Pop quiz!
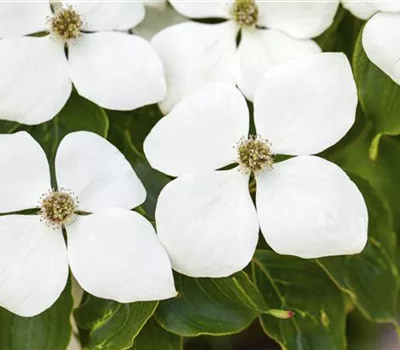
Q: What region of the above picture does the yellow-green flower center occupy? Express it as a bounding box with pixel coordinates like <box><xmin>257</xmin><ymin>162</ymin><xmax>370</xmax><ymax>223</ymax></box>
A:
<box><xmin>236</xmin><ymin>135</ymin><xmax>273</xmax><ymax>173</ymax></box>
<box><xmin>231</xmin><ymin>0</ymin><xmax>259</xmax><ymax>27</ymax></box>
<box><xmin>49</xmin><ymin>6</ymin><xmax>83</xmax><ymax>42</ymax></box>
<box><xmin>40</xmin><ymin>190</ymin><xmax>77</xmax><ymax>226</ymax></box>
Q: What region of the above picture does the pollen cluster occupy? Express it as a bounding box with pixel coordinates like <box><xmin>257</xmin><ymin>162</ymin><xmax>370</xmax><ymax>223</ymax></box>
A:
<box><xmin>236</xmin><ymin>135</ymin><xmax>273</xmax><ymax>174</ymax></box>
<box><xmin>231</xmin><ymin>0</ymin><xmax>259</xmax><ymax>27</ymax></box>
<box><xmin>49</xmin><ymin>6</ymin><xmax>83</xmax><ymax>42</ymax></box>
<box><xmin>39</xmin><ymin>189</ymin><xmax>77</xmax><ymax>227</ymax></box>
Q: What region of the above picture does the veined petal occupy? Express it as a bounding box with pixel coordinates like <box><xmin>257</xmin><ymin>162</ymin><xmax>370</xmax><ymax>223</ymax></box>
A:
<box><xmin>363</xmin><ymin>12</ymin><xmax>400</xmax><ymax>85</ymax></box>
<box><xmin>169</xmin><ymin>0</ymin><xmax>232</xmax><ymax>19</ymax></box>
<box><xmin>256</xmin><ymin>156</ymin><xmax>368</xmax><ymax>258</ymax></box>
<box><xmin>0</xmin><ymin>215</ymin><xmax>69</xmax><ymax>317</ymax></box>
<box><xmin>0</xmin><ymin>36</ymin><xmax>71</xmax><ymax>125</ymax></box>
<box><xmin>65</xmin><ymin>1</ymin><xmax>145</xmax><ymax>31</ymax></box>
<box><xmin>0</xmin><ymin>2</ymin><xmax>51</xmax><ymax>38</ymax></box>
<box><xmin>0</xmin><ymin>132</ymin><xmax>50</xmax><ymax>213</ymax></box>
<box><xmin>152</xmin><ymin>21</ymin><xmax>238</xmax><ymax>113</ymax></box>
<box><xmin>237</xmin><ymin>28</ymin><xmax>321</xmax><ymax>101</ymax></box>
<box><xmin>56</xmin><ymin>132</ymin><xmax>146</xmax><ymax>212</ymax></box>
<box><xmin>67</xmin><ymin>209</ymin><xmax>177</xmax><ymax>302</ymax></box>
<box><xmin>156</xmin><ymin>169</ymin><xmax>259</xmax><ymax>277</ymax></box>
<box><xmin>254</xmin><ymin>53</ymin><xmax>357</xmax><ymax>156</ymax></box>
<box><xmin>257</xmin><ymin>0</ymin><xmax>339</xmax><ymax>39</ymax></box>
<box><xmin>144</xmin><ymin>84</ymin><xmax>249</xmax><ymax>177</ymax></box>
<box><xmin>69</xmin><ymin>32</ymin><xmax>166</xmax><ymax>111</ymax></box>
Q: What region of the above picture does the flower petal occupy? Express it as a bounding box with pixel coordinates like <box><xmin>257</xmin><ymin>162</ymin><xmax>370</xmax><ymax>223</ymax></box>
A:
<box><xmin>257</xmin><ymin>0</ymin><xmax>339</xmax><ymax>39</ymax></box>
<box><xmin>144</xmin><ymin>84</ymin><xmax>249</xmax><ymax>177</ymax></box>
<box><xmin>0</xmin><ymin>132</ymin><xmax>50</xmax><ymax>213</ymax></box>
<box><xmin>56</xmin><ymin>131</ymin><xmax>146</xmax><ymax>212</ymax></box>
<box><xmin>256</xmin><ymin>156</ymin><xmax>368</xmax><ymax>258</ymax></box>
<box><xmin>237</xmin><ymin>28</ymin><xmax>321</xmax><ymax>101</ymax></box>
<box><xmin>254</xmin><ymin>53</ymin><xmax>357</xmax><ymax>156</ymax></box>
<box><xmin>373</xmin><ymin>1</ymin><xmax>400</xmax><ymax>12</ymax></box>
<box><xmin>152</xmin><ymin>21</ymin><xmax>238</xmax><ymax>113</ymax></box>
<box><xmin>342</xmin><ymin>0</ymin><xmax>377</xmax><ymax>20</ymax></box>
<box><xmin>66</xmin><ymin>1</ymin><xmax>145</xmax><ymax>31</ymax></box>
<box><xmin>69</xmin><ymin>32</ymin><xmax>166</xmax><ymax>111</ymax></box>
<box><xmin>0</xmin><ymin>36</ymin><xmax>71</xmax><ymax>125</ymax></box>
<box><xmin>0</xmin><ymin>215</ymin><xmax>69</xmax><ymax>317</ymax></box>
<box><xmin>169</xmin><ymin>0</ymin><xmax>231</xmax><ymax>19</ymax></box>
<box><xmin>0</xmin><ymin>2</ymin><xmax>50</xmax><ymax>37</ymax></box>
<box><xmin>134</xmin><ymin>4</ymin><xmax>186</xmax><ymax>41</ymax></box>
<box><xmin>363</xmin><ymin>12</ymin><xmax>400</xmax><ymax>85</ymax></box>
<box><xmin>67</xmin><ymin>209</ymin><xmax>177</xmax><ymax>302</ymax></box>
<box><xmin>156</xmin><ymin>169</ymin><xmax>259</xmax><ymax>277</ymax></box>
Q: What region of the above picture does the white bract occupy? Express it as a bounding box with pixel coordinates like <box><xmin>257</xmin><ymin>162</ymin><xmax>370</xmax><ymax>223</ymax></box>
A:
<box><xmin>360</xmin><ymin>1</ymin><xmax>400</xmax><ymax>85</ymax></box>
<box><xmin>0</xmin><ymin>1</ymin><xmax>166</xmax><ymax>125</ymax></box>
<box><xmin>152</xmin><ymin>0</ymin><xmax>340</xmax><ymax>113</ymax></box>
<box><xmin>144</xmin><ymin>53</ymin><xmax>368</xmax><ymax>278</ymax></box>
<box><xmin>0</xmin><ymin>131</ymin><xmax>176</xmax><ymax>317</ymax></box>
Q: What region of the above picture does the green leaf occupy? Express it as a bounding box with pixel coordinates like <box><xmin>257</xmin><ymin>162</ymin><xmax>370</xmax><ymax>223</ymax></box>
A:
<box><xmin>74</xmin><ymin>295</ymin><xmax>157</xmax><ymax>350</ymax></box>
<box><xmin>0</xmin><ymin>283</ymin><xmax>73</xmax><ymax>350</ymax></box>
<box><xmin>132</xmin><ymin>318</ymin><xmax>182</xmax><ymax>350</ymax></box>
<box><xmin>0</xmin><ymin>120</ymin><xmax>20</xmax><ymax>134</ymax></box>
<box><xmin>107</xmin><ymin>107</ymin><xmax>170</xmax><ymax>218</ymax></box>
<box><xmin>252</xmin><ymin>251</ymin><xmax>347</xmax><ymax>350</ymax></box>
<box><xmin>30</xmin><ymin>93</ymin><xmax>109</xmax><ymax>164</ymax></box>
<box><xmin>317</xmin><ymin>176</ymin><xmax>399</xmax><ymax>323</ymax></box>
<box><xmin>316</xmin><ymin>6</ymin><xmax>363</xmax><ymax>57</ymax></box>
<box><xmin>353</xmin><ymin>27</ymin><xmax>400</xmax><ymax>135</ymax></box>
<box><xmin>154</xmin><ymin>271</ymin><xmax>268</xmax><ymax>337</ymax></box>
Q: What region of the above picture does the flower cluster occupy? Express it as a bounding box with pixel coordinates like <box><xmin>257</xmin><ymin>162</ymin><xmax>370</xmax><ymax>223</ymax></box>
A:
<box><xmin>0</xmin><ymin>0</ymin><xmax>392</xmax><ymax>341</ymax></box>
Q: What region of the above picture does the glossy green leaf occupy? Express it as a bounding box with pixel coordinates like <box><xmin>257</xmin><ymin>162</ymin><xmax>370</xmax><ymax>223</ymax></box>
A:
<box><xmin>74</xmin><ymin>295</ymin><xmax>157</xmax><ymax>350</ymax></box>
<box><xmin>317</xmin><ymin>176</ymin><xmax>399</xmax><ymax>323</ymax></box>
<box><xmin>0</xmin><ymin>283</ymin><xmax>73</xmax><ymax>350</ymax></box>
<box><xmin>30</xmin><ymin>93</ymin><xmax>109</xmax><ymax>164</ymax></box>
<box><xmin>132</xmin><ymin>318</ymin><xmax>182</xmax><ymax>350</ymax></box>
<box><xmin>107</xmin><ymin>107</ymin><xmax>170</xmax><ymax>218</ymax></box>
<box><xmin>353</xmin><ymin>27</ymin><xmax>400</xmax><ymax>135</ymax></box>
<box><xmin>252</xmin><ymin>251</ymin><xmax>347</xmax><ymax>350</ymax></box>
<box><xmin>154</xmin><ymin>271</ymin><xmax>268</xmax><ymax>337</ymax></box>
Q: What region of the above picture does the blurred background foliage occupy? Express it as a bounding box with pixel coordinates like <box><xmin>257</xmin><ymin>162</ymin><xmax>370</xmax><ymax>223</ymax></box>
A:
<box><xmin>0</xmin><ymin>4</ymin><xmax>399</xmax><ymax>350</ymax></box>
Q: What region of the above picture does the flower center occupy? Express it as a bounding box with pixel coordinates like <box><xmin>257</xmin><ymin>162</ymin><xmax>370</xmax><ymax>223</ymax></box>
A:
<box><xmin>49</xmin><ymin>6</ymin><xmax>83</xmax><ymax>42</ymax></box>
<box><xmin>231</xmin><ymin>0</ymin><xmax>259</xmax><ymax>27</ymax></box>
<box><xmin>39</xmin><ymin>189</ymin><xmax>77</xmax><ymax>227</ymax></box>
<box><xmin>236</xmin><ymin>135</ymin><xmax>273</xmax><ymax>174</ymax></box>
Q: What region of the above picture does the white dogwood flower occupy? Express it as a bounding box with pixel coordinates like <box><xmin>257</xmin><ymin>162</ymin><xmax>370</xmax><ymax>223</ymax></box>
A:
<box><xmin>144</xmin><ymin>53</ymin><xmax>368</xmax><ymax>278</ymax></box>
<box><xmin>0</xmin><ymin>131</ymin><xmax>176</xmax><ymax>317</ymax></box>
<box><xmin>152</xmin><ymin>0</ymin><xmax>340</xmax><ymax>113</ymax></box>
<box><xmin>0</xmin><ymin>1</ymin><xmax>166</xmax><ymax>125</ymax></box>
<box><xmin>360</xmin><ymin>2</ymin><xmax>400</xmax><ymax>85</ymax></box>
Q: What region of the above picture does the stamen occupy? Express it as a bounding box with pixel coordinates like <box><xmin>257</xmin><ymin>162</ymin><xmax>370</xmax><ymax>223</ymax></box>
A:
<box><xmin>48</xmin><ymin>5</ymin><xmax>83</xmax><ymax>43</ymax></box>
<box><xmin>235</xmin><ymin>135</ymin><xmax>273</xmax><ymax>174</ymax></box>
<box><xmin>38</xmin><ymin>188</ymin><xmax>78</xmax><ymax>229</ymax></box>
<box><xmin>231</xmin><ymin>0</ymin><xmax>259</xmax><ymax>28</ymax></box>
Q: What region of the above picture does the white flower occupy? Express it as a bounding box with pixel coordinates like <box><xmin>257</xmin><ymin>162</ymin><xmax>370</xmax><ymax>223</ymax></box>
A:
<box><xmin>360</xmin><ymin>2</ymin><xmax>400</xmax><ymax>85</ymax></box>
<box><xmin>144</xmin><ymin>53</ymin><xmax>368</xmax><ymax>278</ymax></box>
<box><xmin>151</xmin><ymin>0</ymin><xmax>340</xmax><ymax>113</ymax></box>
<box><xmin>0</xmin><ymin>131</ymin><xmax>176</xmax><ymax>317</ymax></box>
<box><xmin>0</xmin><ymin>1</ymin><xmax>166</xmax><ymax>125</ymax></box>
